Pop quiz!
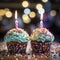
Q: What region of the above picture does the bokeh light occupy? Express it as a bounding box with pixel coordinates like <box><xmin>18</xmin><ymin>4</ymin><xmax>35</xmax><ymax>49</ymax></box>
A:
<box><xmin>5</xmin><ymin>10</ymin><xmax>13</xmax><ymax>18</ymax></box>
<box><xmin>22</xmin><ymin>14</ymin><xmax>31</xmax><ymax>24</ymax></box>
<box><xmin>24</xmin><ymin>8</ymin><xmax>31</xmax><ymax>14</ymax></box>
<box><xmin>22</xmin><ymin>1</ymin><xmax>29</xmax><ymax>8</ymax></box>
<box><xmin>2</xmin><ymin>19</ymin><xmax>8</xmax><ymax>26</ymax></box>
<box><xmin>50</xmin><ymin>10</ymin><xmax>56</xmax><ymax>16</ymax></box>
<box><xmin>22</xmin><ymin>14</ymin><xmax>29</xmax><ymax>20</ymax></box>
<box><xmin>36</xmin><ymin>4</ymin><xmax>43</xmax><ymax>10</ymax></box>
<box><xmin>42</xmin><ymin>0</ymin><xmax>48</xmax><ymax>3</ymax></box>
<box><xmin>23</xmin><ymin>17</ymin><xmax>31</xmax><ymax>24</ymax></box>
<box><xmin>0</xmin><ymin>16</ymin><xmax>3</xmax><ymax>21</ymax></box>
<box><xmin>18</xmin><ymin>17</ymin><xmax>24</xmax><ymax>28</ymax></box>
<box><xmin>29</xmin><ymin>11</ymin><xmax>36</xmax><ymax>18</ymax></box>
<box><xmin>1</xmin><ymin>18</ymin><xmax>12</xmax><ymax>30</ymax></box>
<box><xmin>0</xmin><ymin>9</ymin><xmax>5</xmax><ymax>16</ymax></box>
<box><xmin>38</xmin><ymin>8</ymin><xmax>45</xmax><ymax>14</ymax></box>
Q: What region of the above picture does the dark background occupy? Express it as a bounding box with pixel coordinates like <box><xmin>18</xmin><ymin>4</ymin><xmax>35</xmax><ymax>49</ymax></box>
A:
<box><xmin>0</xmin><ymin>0</ymin><xmax>60</xmax><ymax>42</ymax></box>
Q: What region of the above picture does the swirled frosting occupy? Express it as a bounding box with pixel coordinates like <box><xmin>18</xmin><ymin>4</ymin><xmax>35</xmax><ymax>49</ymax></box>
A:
<box><xmin>30</xmin><ymin>28</ymin><xmax>54</xmax><ymax>42</ymax></box>
<box><xmin>4</xmin><ymin>28</ymin><xmax>30</xmax><ymax>42</ymax></box>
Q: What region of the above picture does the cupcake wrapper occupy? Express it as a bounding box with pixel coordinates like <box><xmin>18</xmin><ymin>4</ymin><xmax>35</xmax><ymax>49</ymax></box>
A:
<box><xmin>7</xmin><ymin>42</ymin><xmax>27</xmax><ymax>55</ymax></box>
<box><xmin>31</xmin><ymin>41</ymin><xmax>51</xmax><ymax>55</ymax></box>
<box><xmin>6</xmin><ymin>41</ymin><xmax>51</xmax><ymax>55</ymax></box>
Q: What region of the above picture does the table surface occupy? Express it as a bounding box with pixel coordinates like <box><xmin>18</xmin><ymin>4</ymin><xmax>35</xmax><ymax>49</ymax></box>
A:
<box><xmin>0</xmin><ymin>55</ymin><xmax>52</xmax><ymax>60</ymax></box>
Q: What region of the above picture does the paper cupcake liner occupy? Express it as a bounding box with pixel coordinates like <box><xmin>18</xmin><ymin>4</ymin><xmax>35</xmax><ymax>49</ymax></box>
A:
<box><xmin>31</xmin><ymin>41</ymin><xmax>51</xmax><ymax>55</ymax></box>
<box><xmin>7</xmin><ymin>42</ymin><xmax>27</xmax><ymax>55</ymax></box>
<box><xmin>6</xmin><ymin>40</ymin><xmax>51</xmax><ymax>55</ymax></box>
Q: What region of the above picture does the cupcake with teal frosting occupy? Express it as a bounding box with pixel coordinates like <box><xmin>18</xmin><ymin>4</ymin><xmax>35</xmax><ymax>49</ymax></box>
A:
<box><xmin>30</xmin><ymin>28</ymin><xmax>54</xmax><ymax>55</ymax></box>
<box><xmin>4</xmin><ymin>28</ymin><xmax>30</xmax><ymax>55</ymax></box>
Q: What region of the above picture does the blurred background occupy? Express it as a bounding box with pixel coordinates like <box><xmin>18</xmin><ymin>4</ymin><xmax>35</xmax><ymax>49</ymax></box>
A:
<box><xmin>0</xmin><ymin>0</ymin><xmax>60</xmax><ymax>42</ymax></box>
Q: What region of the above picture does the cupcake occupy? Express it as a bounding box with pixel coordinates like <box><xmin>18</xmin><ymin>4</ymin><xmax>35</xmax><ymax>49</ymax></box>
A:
<box><xmin>30</xmin><ymin>28</ymin><xmax>54</xmax><ymax>55</ymax></box>
<box><xmin>4</xmin><ymin>28</ymin><xmax>30</xmax><ymax>55</ymax></box>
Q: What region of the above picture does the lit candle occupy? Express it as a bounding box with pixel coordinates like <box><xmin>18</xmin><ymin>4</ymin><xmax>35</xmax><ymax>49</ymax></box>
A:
<box><xmin>40</xmin><ymin>13</ymin><xmax>44</xmax><ymax>28</ymax></box>
<box><xmin>38</xmin><ymin>8</ymin><xmax>45</xmax><ymax>28</ymax></box>
<box><xmin>15</xmin><ymin>10</ymin><xmax>18</xmax><ymax>29</ymax></box>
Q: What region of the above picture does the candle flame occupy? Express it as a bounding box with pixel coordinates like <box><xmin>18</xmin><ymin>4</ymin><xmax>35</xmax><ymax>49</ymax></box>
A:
<box><xmin>40</xmin><ymin>13</ymin><xmax>43</xmax><ymax>20</ymax></box>
<box><xmin>15</xmin><ymin>10</ymin><xmax>17</xmax><ymax>19</ymax></box>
